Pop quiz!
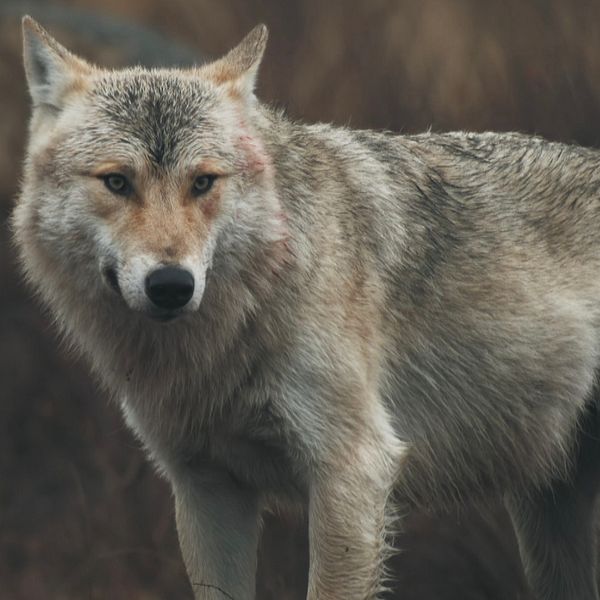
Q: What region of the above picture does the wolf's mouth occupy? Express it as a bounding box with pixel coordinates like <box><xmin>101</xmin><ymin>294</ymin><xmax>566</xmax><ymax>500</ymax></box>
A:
<box><xmin>151</xmin><ymin>311</ymin><xmax>180</xmax><ymax>323</ymax></box>
<box><xmin>103</xmin><ymin>267</ymin><xmax>122</xmax><ymax>297</ymax></box>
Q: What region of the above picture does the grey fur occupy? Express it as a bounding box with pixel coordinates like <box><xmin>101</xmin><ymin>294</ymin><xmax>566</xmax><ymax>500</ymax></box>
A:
<box><xmin>14</xmin><ymin>17</ymin><xmax>600</xmax><ymax>600</ymax></box>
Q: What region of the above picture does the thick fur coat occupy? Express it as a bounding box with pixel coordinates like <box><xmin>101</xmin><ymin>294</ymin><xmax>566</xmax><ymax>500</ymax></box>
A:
<box><xmin>14</xmin><ymin>17</ymin><xmax>600</xmax><ymax>600</ymax></box>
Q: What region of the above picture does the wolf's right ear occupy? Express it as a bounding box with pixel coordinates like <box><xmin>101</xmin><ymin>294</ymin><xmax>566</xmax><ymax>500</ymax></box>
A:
<box><xmin>22</xmin><ymin>16</ymin><xmax>91</xmax><ymax>110</ymax></box>
<box><xmin>201</xmin><ymin>24</ymin><xmax>268</xmax><ymax>100</ymax></box>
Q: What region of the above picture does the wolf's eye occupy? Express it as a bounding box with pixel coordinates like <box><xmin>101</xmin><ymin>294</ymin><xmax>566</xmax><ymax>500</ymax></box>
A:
<box><xmin>192</xmin><ymin>174</ymin><xmax>217</xmax><ymax>196</ymax></box>
<box><xmin>101</xmin><ymin>174</ymin><xmax>131</xmax><ymax>196</ymax></box>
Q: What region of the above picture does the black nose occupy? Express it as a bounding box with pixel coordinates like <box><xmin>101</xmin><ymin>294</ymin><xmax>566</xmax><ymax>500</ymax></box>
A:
<box><xmin>145</xmin><ymin>266</ymin><xmax>195</xmax><ymax>310</ymax></box>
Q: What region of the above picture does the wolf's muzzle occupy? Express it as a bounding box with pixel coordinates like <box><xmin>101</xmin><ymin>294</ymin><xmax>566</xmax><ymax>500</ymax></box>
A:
<box><xmin>145</xmin><ymin>266</ymin><xmax>195</xmax><ymax>311</ymax></box>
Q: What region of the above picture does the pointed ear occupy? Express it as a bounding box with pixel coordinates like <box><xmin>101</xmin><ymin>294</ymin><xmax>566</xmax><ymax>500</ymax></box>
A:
<box><xmin>22</xmin><ymin>15</ymin><xmax>91</xmax><ymax>109</ymax></box>
<box><xmin>202</xmin><ymin>24</ymin><xmax>268</xmax><ymax>99</ymax></box>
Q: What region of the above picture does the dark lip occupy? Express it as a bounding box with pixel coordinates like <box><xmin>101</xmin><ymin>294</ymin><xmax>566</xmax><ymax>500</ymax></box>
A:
<box><xmin>103</xmin><ymin>267</ymin><xmax>122</xmax><ymax>297</ymax></box>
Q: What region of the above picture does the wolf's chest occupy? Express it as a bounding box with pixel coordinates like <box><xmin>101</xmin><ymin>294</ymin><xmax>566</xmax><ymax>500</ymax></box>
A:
<box><xmin>206</xmin><ymin>429</ymin><xmax>307</xmax><ymax>502</ymax></box>
<box><xmin>123</xmin><ymin>382</ymin><xmax>308</xmax><ymax>502</ymax></box>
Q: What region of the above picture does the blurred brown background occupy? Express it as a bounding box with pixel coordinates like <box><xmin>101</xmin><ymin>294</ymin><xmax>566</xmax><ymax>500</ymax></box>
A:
<box><xmin>3</xmin><ymin>0</ymin><xmax>600</xmax><ymax>598</ymax></box>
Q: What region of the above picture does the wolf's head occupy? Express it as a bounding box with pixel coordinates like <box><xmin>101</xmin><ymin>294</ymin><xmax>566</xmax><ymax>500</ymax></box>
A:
<box><xmin>14</xmin><ymin>17</ymin><xmax>287</xmax><ymax>325</ymax></box>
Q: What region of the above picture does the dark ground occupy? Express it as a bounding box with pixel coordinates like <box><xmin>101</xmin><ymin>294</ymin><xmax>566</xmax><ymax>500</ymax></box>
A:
<box><xmin>2</xmin><ymin>1</ymin><xmax>600</xmax><ymax>598</ymax></box>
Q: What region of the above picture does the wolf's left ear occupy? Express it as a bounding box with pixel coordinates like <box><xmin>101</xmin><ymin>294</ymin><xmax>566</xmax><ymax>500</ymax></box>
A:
<box><xmin>202</xmin><ymin>24</ymin><xmax>268</xmax><ymax>100</ymax></box>
<box><xmin>22</xmin><ymin>16</ymin><xmax>91</xmax><ymax>110</ymax></box>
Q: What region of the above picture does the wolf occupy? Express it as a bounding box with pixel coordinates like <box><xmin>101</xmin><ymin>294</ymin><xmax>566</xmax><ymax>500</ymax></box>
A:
<box><xmin>13</xmin><ymin>15</ymin><xmax>600</xmax><ymax>600</ymax></box>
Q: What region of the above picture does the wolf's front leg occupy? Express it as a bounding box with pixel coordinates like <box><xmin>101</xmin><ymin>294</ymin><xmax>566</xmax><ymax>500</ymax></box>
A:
<box><xmin>172</xmin><ymin>466</ymin><xmax>261</xmax><ymax>600</ymax></box>
<box><xmin>307</xmin><ymin>438</ymin><xmax>401</xmax><ymax>600</ymax></box>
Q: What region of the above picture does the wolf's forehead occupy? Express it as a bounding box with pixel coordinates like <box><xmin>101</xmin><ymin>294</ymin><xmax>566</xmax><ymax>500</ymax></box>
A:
<box><xmin>90</xmin><ymin>72</ymin><xmax>219</xmax><ymax>166</ymax></box>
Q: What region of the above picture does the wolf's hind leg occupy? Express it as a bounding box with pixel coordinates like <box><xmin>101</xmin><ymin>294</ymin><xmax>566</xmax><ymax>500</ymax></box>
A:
<box><xmin>506</xmin><ymin>405</ymin><xmax>600</xmax><ymax>600</ymax></box>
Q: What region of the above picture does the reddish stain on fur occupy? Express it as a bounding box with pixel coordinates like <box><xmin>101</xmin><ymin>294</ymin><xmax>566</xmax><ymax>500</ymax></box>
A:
<box><xmin>233</xmin><ymin>113</ymin><xmax>272</xmax><ymax>178</ymax></box>
<box><xmin>237</xmin><ymin>134</ymin><xmax>269</xmax><ymax>173</ymax></box>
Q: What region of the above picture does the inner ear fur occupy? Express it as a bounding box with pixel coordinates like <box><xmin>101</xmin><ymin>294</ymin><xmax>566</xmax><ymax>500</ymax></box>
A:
<box><xmin>200</xmin><ymin>24</ymin><xmax>268</xmax><ymax>99</ymax></box>
<box><xmin>22</xmin><ymin>15</ymin><xmax>91</xmax><ymax>109</ymax></box>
